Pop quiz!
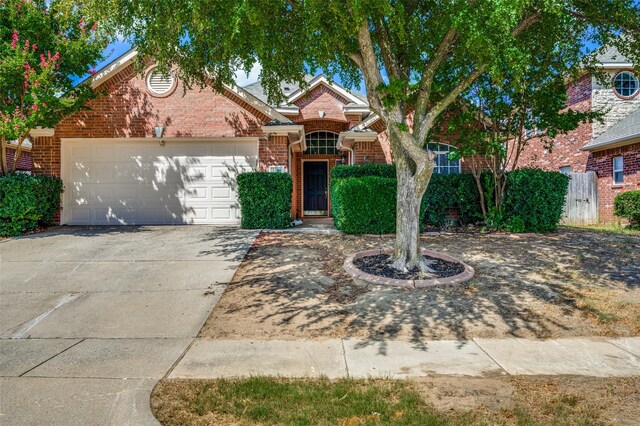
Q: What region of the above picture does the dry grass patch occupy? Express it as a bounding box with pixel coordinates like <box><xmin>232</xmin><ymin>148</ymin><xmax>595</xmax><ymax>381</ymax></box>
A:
<box><xmin>151</xmin><ymin>376</ymin><xmax>640</xmax><ymax>425</ymax></box>
<box><xmin>201</xmin><ymin>228</ymin><xmax>639</xmax><ymax>341</ymax></box>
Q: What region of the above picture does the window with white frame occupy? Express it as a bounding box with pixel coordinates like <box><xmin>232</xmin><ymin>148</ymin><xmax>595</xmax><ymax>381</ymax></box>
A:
<box><xmin>613</xmin><ymin>71</ymin><xmax>639</xmax><ymax>98</ymax></box>
<box><xmin>560</xmin><ymin>166</ymin><xmax>572</xmax><ymax>174</ymax></box>
<box><xmin>613</xmin><ymin>156</ymin><xmax>624</xmax><ymax>184</ymax></box>
<box><xmin>304</xmin><ymin>131</ymin><xmax>339</xmax><ymax>155</ymax></box>
<box><xmin>426</xmin><ymin>143</ymin><xmax>461</xmax><ymax>175</ymax></box>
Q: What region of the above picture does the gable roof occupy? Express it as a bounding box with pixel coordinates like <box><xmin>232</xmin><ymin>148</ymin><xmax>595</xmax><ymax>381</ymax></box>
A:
<box><xmin>242</xmin><ymin>74</ymin><xmax>368</xmax><ymax>108</ymax></box>
<box><xmin>85</xmin><ymin>48</ymin><xmax>293</xmax><ymax>123</ymax></box>
<box><xmin>594</xmin><ymin>45</ymin><xmax>634</xmax><ymax>68</ymax></box>
<box><xmin>582</xmin><ymin>107</ymin><xmax>640</xmax><ymax>151</ymax></box>
<box><xmin>243</xmin><ymin>75</ymin><xmax>315</xmax><ymax>104</ymax></box>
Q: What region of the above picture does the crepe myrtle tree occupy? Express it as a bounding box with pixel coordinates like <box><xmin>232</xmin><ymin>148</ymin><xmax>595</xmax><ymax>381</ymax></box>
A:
<box><xmin>91</xmin><ymin>0</ymin><xmax>640</xmax><ymax>272</ymax></box>
<box><xmin>0</xmin><ymin>0</ymin><xmax>109</xmax><ymax>175</ymax></box>
<box><xmin>446</xmin><ymin>67</ymin><xmax>604</xmax><ymax>225</ymax></box>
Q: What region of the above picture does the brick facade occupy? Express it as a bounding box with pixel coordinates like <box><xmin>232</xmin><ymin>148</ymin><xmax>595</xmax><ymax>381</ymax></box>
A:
<box><xmin>519</xmin><ymin>76</ymin><xmax>593</xmax><ymax>173</ymax></box>
<box><xmin>5</xmin><ymin>147</ymin><xmax>32</xmax><ymax>172</ymax></box>
<box><xmin>258</xmin><ymin>135</ymin><xmax>289</xmax><ymax>172</ymax></box>
<box><xmin>586</xmin><ymin>143</ymin><xmax>640</xmax><ymax>222</ymax></box>
<box><xmin>31</xmin><ymin>64</ymin><xmax>270</xmax><ymax>178</ymax></box>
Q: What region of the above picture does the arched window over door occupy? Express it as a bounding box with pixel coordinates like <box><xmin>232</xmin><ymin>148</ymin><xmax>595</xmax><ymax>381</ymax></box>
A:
<box><xmin>305</xmin><ymin>131</ymin><xmax>339</xmax><ymax>155</ymax></box>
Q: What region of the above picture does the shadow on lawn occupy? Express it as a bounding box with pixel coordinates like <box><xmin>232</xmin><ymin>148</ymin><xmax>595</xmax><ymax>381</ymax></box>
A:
<box><xmin>215</xmin><ymin>228</ymin><xmax>640</xmax><ymax>350</ymax></box>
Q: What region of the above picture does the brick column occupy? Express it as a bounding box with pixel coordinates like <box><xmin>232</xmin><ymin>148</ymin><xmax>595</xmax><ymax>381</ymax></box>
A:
<box><xmin>30</xmin><ymin>135</ymin><xmax>60</xmax><ymax>177</ymax></box>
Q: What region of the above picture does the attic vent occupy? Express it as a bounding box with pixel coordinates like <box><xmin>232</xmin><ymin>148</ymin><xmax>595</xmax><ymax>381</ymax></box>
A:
<box><xmin>146</xmin><ymin>69</ymin><xmax>175</xmax><ymax>95</ymax></box>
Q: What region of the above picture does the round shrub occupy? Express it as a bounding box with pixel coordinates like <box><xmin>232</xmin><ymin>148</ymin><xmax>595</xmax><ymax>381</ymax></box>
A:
<box><xmin>236</xmin><ymin>172</ymin><xmax>292</xmax><ymax>229</ymax></box>
<box><xmin>0</xmin><ymin>174</ymin><xmax>64</xmax><ymax>236</ymax></box>
<box><xmin>614</xmin><ymin>190</ymin><xmax>640</xmax><ymax>224</ymax></box>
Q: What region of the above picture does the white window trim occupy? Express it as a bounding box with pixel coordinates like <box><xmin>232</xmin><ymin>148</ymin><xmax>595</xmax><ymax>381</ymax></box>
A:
<box><xmin>426</xmin><ymin>142</ymin><xmax>461</xmax><ymax>174</ymax></box>
<box><xmin>612</xmin><ymin>71</ymin><xmax>639</xmax><ymax>99</ymax></box>
<box><xmin>613</xmin><ymin>156</ymin><xmax>624</xmax><ymax>184</ymax></box>
<box><xmin>304</xmin><ymin>131</ymin><xmax>340</xmax><ymax>155</ymax></box>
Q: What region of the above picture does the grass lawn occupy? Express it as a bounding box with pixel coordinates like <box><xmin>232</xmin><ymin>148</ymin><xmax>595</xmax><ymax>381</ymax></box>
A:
<box><xmin>151</xmin><ymin>376</ymin><xmax>640</xmax><ymax>425</ymax></box>
<box><xmin>200</xmin><ymin>228</ymin><xmax>639</xmax><ymax>341</ymax></box>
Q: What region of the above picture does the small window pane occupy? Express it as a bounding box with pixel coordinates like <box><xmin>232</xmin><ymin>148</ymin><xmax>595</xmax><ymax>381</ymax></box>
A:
<box><xmin>614</xmin><ymin>171</ymin><xmax>624</xmax><ymax>184</ymax></box>
<box><xmin>560</xmin><ymin>166</ymin><xmax>572</xmax><ymax>174</ymax></box>
<box><xmin>613</xmin><ymin>156</ymin><xmax>623</xmax><ymax>170</ymax></box>
<box><xmin>613</xmin><ymin>156</ymin><xmax>624</xmax><ymax>184</ymax></box>
<box><xmin>426</xmin><ymin>143</ymin><xmax>460</xmax><ymax>174</ymax></box>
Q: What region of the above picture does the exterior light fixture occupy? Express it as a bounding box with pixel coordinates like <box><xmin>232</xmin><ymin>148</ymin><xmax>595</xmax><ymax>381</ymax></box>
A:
<box><xmin>154</xmin><ymin>126</ymin><xmax>165</xmax><ymax>146</ymax></box>
<box><xmin>318</xmin><ymin>111</ymin><xmax>326</xmax><ymax>118</ymax></box>
<box><xmin>154</xmin><ymin>126</ymin><xmax>164</xmax><ymax>138</ymax></box>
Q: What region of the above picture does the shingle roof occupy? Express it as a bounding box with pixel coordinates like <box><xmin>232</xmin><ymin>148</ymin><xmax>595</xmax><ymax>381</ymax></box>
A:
<box><xmin>582</xmin><ymin>107</ymin><xmax>640</xmax><ymax>151</ymax></box>
<box><xmin>242</xmin><ymin>75</ymin><xmax>315</xmax><ymax>104</ymax></box>
<box><xmin>242</xmin><ymin>74</ymin><xmax>368</xmax><ymax>107</ymax></box>
<box><xmin>595</xmin><ymin>45</ymin><xmax>632</xmax><ymax>65</ymax></box>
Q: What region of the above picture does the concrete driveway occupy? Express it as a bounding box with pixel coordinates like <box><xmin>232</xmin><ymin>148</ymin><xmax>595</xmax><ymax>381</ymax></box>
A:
<box><xmin>0</xmin><ymin>226</ymin><xmax>258</xmax><ymax>425</ymax></box>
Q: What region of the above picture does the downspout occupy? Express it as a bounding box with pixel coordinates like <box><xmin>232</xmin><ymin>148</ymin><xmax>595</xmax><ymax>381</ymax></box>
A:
<box><xmin>343</xmin><ymin>144</ymin><xmax>355</xmax><ymax>165</ymax></box>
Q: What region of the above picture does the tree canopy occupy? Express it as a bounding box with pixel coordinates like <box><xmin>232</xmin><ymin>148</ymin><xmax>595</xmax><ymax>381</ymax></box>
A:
<box><xmin>0</xmin><ymin>0</ymin><xmax>109</xmax><ymax>174</ymax></box>
<box><xmin>88</xmin><ymin>0</ymin><xmax>640</xmax><ymax>270</ymax></box>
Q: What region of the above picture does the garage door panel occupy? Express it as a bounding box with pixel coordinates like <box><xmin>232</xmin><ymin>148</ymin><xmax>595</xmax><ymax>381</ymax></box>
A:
<box><xmin>63</xmin><ymin>139</ymin><xmax>257</xmax><ymax>225</ymax></box>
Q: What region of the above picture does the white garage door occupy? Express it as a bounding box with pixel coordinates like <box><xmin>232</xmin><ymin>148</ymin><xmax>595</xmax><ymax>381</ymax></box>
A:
<box><xmin>61</xmin><ymin>138</ymin><xmax>258</xmax><ymax>225</ymax></box>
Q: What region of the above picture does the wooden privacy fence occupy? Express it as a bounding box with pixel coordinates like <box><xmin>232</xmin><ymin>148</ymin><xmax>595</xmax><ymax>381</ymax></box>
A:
<box><xmin>562</xmin><ymin>171</ymin><xmax>598</xmax><ymax>226</ymax></box>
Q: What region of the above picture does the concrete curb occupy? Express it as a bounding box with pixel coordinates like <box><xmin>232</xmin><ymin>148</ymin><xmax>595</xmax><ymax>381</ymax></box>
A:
<box><xmin>343</xmin><ymin>248</ymin><xmax>475</xmax><ymax>289</ymax></box>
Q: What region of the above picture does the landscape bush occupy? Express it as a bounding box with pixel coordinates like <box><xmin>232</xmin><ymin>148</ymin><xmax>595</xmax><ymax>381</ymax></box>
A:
<box><xmin>236</xmin><ymin>172</ymin><xmax>292</xmax><ymax>229</ymax></box>
<box><xmin>330</xmin><ymin>163</ymin><xmax>396</xmax><ymax>180</ymax></box>
<box><xmin>330</xmin><ymin>165</ymin><xmax>569</xmax><ymax>234</ymax></box>
<box><xmin>502</xmin><ymin>168</ymin><xmax>570</xmax><ymax>233</ymax></box>
<box><xmin>331</xmin><ymin>176</ymin><xmax>397</xmax><ymax>234</ymax></box>
<box><xmin>422</xmin><ymin>173</ymin><xmax>484</xmax><ymax>227</ymax></box>
<box><xmin>0</xmin><ymin>174</ymin><xmax>64</xmax><ymax>236</ymax></box>
<box><xmin>613</xmin><ymin>190</ymin><xmax>640</xmax><ymax>226</ymax></box>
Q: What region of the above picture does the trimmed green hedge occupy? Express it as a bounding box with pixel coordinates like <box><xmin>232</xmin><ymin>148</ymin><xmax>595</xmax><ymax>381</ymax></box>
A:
<box><xmin>331</xmin><ymin>176</ymin><xmax>397</xmax><ymax>234</ymax></box>
<box><xmin>614</xmin><ymin>190</ymin><xmax>640</xmax><ymax>224</ymax></box>
<box><xmin>423</xmin><ymin>173</ymin><xmax>484</xmax><ymax>227</ymax></box>
<box><xmin>330</xmin><ymin>164</ymin><xmax>396</xmax><ymax>226</ymax></box>
<box><xmin>237</xmin><ymin>172</ymin><xmax>292</xmax><ymax>229</ymax></box>
<box><xmin>331</xmin><ymin>164</ymin><xmax>396</xmax><ymax>180</ymax></box>
<box><xmin>0</xmin><ymin>174</ymin><xmax>64</xmax><ymax>236</ymax></box>
<box><xmin>502</xmin><ymin>168</ymin><xmax>570</xmax><ymax>233</ymax></box>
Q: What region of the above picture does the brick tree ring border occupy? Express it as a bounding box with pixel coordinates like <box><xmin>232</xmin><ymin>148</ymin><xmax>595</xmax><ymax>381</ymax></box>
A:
<box><xmin>343</xmin><ymin>248</ymin><xmax>475</xmax><ymax>289</ymax></box>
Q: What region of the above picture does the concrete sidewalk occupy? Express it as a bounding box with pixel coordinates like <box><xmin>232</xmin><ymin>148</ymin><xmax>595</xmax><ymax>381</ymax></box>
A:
<box><xmin>169</xmin><ymin>337</ymin><xmax>640</xmax><ymax>379</ymax></box>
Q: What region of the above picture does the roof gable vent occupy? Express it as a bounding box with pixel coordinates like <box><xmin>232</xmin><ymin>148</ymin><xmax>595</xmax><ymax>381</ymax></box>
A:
<box><xmin>146</xmin><ymin>69</ymin><xmax>175</xmax><ymax>95</ymax></box>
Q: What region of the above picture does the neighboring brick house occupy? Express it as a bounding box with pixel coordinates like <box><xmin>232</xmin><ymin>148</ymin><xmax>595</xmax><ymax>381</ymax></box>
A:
<box><xmin>520</xmin><ymin>47</ymin><xmax>640</xmax><ymax>222</ymax></box>
<box><xmin>4</xmin><ymin>141</ymin><xmax>32</xmax><ymax>173</ymax></box>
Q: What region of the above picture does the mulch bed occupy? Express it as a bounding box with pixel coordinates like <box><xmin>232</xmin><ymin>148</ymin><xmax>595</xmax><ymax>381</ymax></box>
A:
<box><xmin>353</xmin><ymin>253</ymin><xmax>465</xmax><ymax>280</ymax></box>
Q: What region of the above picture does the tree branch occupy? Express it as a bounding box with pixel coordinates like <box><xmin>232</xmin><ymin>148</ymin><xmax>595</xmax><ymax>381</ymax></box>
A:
<box><xmin>355</xmin><ymin>20</ymin><xmax>392</xmax><ymax>119</ymax></box>
<box><xmin>416</xmin><ymin>12</ymin><xmax>542</xmax><ymax>143</ymax></box>
<box><xmin>413</xmin><ymin>28</ymin><xmax>458</xmax><ymax>137</ymax></box>
<box><xmin>374</xmin><ymin>19</ymin><xmax>403</xmax><ymax>80</ymax></box>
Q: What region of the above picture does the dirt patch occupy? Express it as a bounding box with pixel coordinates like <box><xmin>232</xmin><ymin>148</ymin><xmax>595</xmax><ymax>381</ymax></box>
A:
<box><xmin>200</xmin><ymin>228</ymin><xmax>640</xmax><ymax>341</ymax></box>
<box><xmin>414</xmin><ymin>375</ymin><xmax>640</xmax><ymax>425</ymax></box>
<box><xmin>354</xmin><ymin>253</ymin><xmax>465</xmax><ymax>280</ymax></box>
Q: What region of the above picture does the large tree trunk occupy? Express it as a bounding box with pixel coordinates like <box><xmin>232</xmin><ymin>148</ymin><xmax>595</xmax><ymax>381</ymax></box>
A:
<box><xmin>391</xmin><ymin>135</ymin><xmax>435</xmax><ymax>273</ymax></box>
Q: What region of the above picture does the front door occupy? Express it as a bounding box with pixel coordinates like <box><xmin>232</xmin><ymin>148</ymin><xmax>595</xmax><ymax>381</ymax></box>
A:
<box><xmin>303</xmin><ymin>161</ymin><xmax>328</xmax><ymax>216</ymax></box>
